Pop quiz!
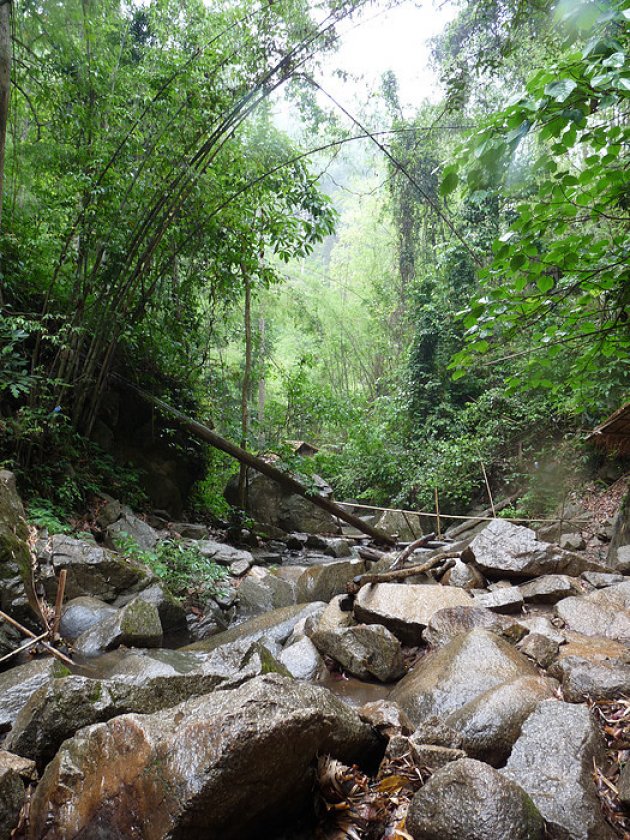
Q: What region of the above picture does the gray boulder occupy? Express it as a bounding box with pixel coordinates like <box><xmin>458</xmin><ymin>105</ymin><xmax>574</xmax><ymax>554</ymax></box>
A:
<box><xmin>354</xmin><ymin>583</ymin><xmax>472</xmax><ymax>645</ymax></box>
<box><xmin>59</xmin><ymin>596</ymin><xmax>118</xmax><ymax>640</ymax></box>
<box><xmin>314</xmin><ymin>594</ymin><xmax>356</xmax><ymax>634</ymax></box>
<box><xmin>105</xmin><ymin>510</ymin><xmax>160</xmax><ymax>551</ymax></box>
<box><xmin>473</xmin><ymin>586</ymin><xmax>524</xmax><ymax>613</ymax></box>
<box><xmin>28</xmin><ymin>675</ymin><xmax>378</xmax><ymax>839</ymax></box>
<box><xmin>549</xmin><ymin>655</ymin><xmax>630</xmax><ymax>702</ymax></box>
<box><xmin>503</xmin><ymin>700</ymin><xmax>614</xmax><ymax>839</ymax></box>
<box><xmin>374</xmin><ymin>509</ymin><xmax>423</xmax><ymax>541</ymax></box>
<box><xmin>517</xmin><ymin>633</ymin><xmax>559</xmax><ymax>668</ymax></box>
<box><xmin>278</xmin><ymin>637</ymin><xmax>325</xmax><ymax>680</ymax></box>
<box><xmin>582</xmin><ymin>571</ymin><xmax>625</xmax><ymax>589</ymax></box>
<box><xmin>312</xmin><ymin>624</ymin><xmax>405</xmax><ymax>682</ymax></box>
<box><xmin>470</xmin><ymin>519</ymin><xmax>606</xmax><ymax>580</ymax></box>
<box><xmin>297</xmin><ymin>558</ymin><xmax>365</xmax><ymax>603</ymax></box>
<box><xmin>555</xmin><ymin>595</ymin><xmax>630</xmax><ymax>644</ymax></box>
<box><xmin>390</xmin><ymin>629</ymin><xmax>538</xmax><ymax>727</ymax></box>
<box><xmin>407</xmin><ymin>758</ymin><xmax>544</xmax><ymax>840</ymax></box>
<box><xmin>237</xmin><ymin>566</ymin><xmax>296</xmax><ymax>615</ymax></box>
<box><xmin>73</xmin><ymin>597</ymin><xmax>163</xmax><ymax>656</ymax></box>
<box><xmin>0</xmin><ymin>471</ymin><xmax>36</xmax><ymax>625</ymax></box>
<box><xmin>0</xmin><ymin>659</ymin><xmax>62</xmax><ymax>732</ymax></box>
<box><xmin>194</xmin><ymin>538</ymin><xmax>254</xmax><ymax>566</ymax></box>
<box><xmin>443</xmin><ymin>558</ymin><xmax>486</xmax><ymax>590</ymax></box>
<box><xmin>117</xmin><ymin>582</ymin><xmax>187</xmax><ymax>632</ymax></box>
<box><xmin>519</xmin><ymin>574</ymin><xmax>581</xmax><ymax>604</ymax></box>
<box><xmin>0</xmin><ymin>759</ymin><xmax>24</xmax><ymax>840</ymax></box>
<box><xmin>422</xmin><ymin>606</ymin><xmax>526</xmax><ymax>648</ymax></box>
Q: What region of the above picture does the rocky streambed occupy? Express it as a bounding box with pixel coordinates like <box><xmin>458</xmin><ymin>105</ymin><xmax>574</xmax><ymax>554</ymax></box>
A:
<box><xmin>1</xmin><ymin>469</ymin><xmax>630</xmax><ymax>839</ymax></box>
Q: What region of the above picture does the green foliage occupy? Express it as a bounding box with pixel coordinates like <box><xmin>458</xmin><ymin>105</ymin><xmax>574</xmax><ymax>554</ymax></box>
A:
<box><xmin>189</xmin><ymin>450</ymin><xmax>234</xmax><ymax>520</ymax></box>
<box><xmin>114</xmin><ymin>533</ymin><xmax>229</xmax><ymax>598</ymax></box>
<box><xmin>0</xmin><ymin>316</ymin><xmax>36</xmax><ymax>400</ymax></box>
<box><xmin>26</xmin><ymin>498</ymin><xmax>72</xmax><ymax>534</ymax></box>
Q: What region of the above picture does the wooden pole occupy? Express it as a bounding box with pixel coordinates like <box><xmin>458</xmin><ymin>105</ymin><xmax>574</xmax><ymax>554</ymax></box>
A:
<box><xmin>434</xmin><ymin>487</ymin><xmax>442</xmax><ymax>539</ymax></box>
<box><xmin>0</xmin><ymin>610</ymin><xmax>74</xmax><ymax>666</ymax></box>
<box><xmin>52</xmin><ymin>569</ymin><xmax>67</xmax><ymax>640</ymax></box>
<box><xmin>479</xmin><ymin>456</ymin><xmax>496</xmax><ymax>517</ymax></box>
<box><xmin>114</xmin><ymin>377</ymin><xmax>396</xmax><ymax>546</ymax></box>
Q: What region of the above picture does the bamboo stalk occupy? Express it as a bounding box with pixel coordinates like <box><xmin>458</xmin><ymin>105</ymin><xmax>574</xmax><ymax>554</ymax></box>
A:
<box><xmin>52</xmin><ymin>569</ymin><xmax>67</xmax><ymax>640</ymax></box>
<box><xmin>0</xmin><ymin>632</ymin><xmax>48</xmax><ymax>665</ymax></box>
<box><xmin>0</xmin><ymin>610</ymin><xmax>74</xmax><ymax>667</ymax></box>
<box><xmin>434</xmin><ymin>487</ymin><xmax>442</xmax><ymax>539</ymax></box>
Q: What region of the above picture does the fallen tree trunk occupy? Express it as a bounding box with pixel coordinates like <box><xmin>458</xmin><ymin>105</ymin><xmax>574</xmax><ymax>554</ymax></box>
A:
<box><xmin>114</xmin><ymin>377</ymin><xmax>396</xmax><ymax>546</ymax></box>
<box><xmin>347</xmin><ymin>550</ymin><xmax>461</xmax><ymax>594</ymax></box>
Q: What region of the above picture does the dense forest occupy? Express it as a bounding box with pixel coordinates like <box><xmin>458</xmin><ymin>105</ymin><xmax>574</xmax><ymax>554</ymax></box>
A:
<box><xmin>0</xmin><ymin>0</ymin><xmax>628</xmax><ymax>523</ymax></box>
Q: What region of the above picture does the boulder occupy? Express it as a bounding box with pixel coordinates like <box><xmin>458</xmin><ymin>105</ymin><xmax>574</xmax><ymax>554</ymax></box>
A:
<box><xmin>0</xmin><ymin>659</ymin><xmax>62</xmax><ymax>733</ymax></box>
<box><xmin>74</xmin><ymin>598</ymin><xmax>163</xmax><ymax>656</ymax></box>
<box><xmin>358</xmin><ymin>700</ymin><xmax>414</xmax><ymax>737</ymax></box>
<box><xmin>549</xmin><ymin>655</ymin><xmax>630</xmax><ymax>702</ymax></box>
<box><xmin>519</xmin><ymin>574</ymin><xmax>581</xmax><ymax>604</ymax></box>
<box><xmin>516</xmin><ymin>633</ymin><xmax>559</xmax><ymax>668</ymax></box>
<box><xmin>118</xmin><ymin>582</ymin><xmax>187</xmax><ymax>633</ymax></box>
<box><xmin>43</xmin><ymin>534</ymin><xmax>152</xmax><ymax>602</ymax></box>
<box><xmin>503</xmin><ymin>700</ymin><xmax>614</xmax><ymax>840</ymax></box>
<box><xmin>560</xmin><ymin>630</ymin><xmax>629</xmax><ymax>662</ymax></box>
<box><xmin>322</xmin><ymin>538</ymin><xmax>352</xmax><ymax>558</ymax></box>
<box><xmin>225</xmin><ymin>470</ymin><xmax>339</xmax><ymax>534</ymax></box>
<box><xmin>582</xmin><ymin>571</ymin><xmax>625</xmax><ymax>589</ymax></box>
<box><xmin>374</xmin><ymin>509</ymin><xmax>423</xmax><ymax>542</ymax></box>
<box><xmin>105</xmin><ymin>510</ymin><xmax>160</xmax><ymax>551</ymax></box>
<box><xmin>184</xmin><ymin>602</ymin><xmax>326</xmax><ymax>653</ymax></box>
<box><xmin>470</xmin><ymin>519</ymin><xmax>606</xmax><ymax>580</ymax></box>
<box><xmin>390</xmin><ymin>629</ymin><xmax>539</xmax><ymax>726</ymax></box>
<box><xmin>6</xmin><ymin>641</ymin><xmax>290</xmax><ymax>767</ymax></box>
<box><xmin>296</xmin><ymin>558</ymin><xmax>365</xmax><ymax>603</ymax></box>
<box><xmin>409</xmin><ymin>743</ymin><xmax>467</xmax><ymax>770</ymax></box>
<box><xmin>555</xmin><ymin>595</ymin><xmax>630</xmax><ymax>644</ymax></box>
<box><xmin>422</xmin><ymin>606</ymin><xmax>526</xmax><ymax>648</ymax></box>
<box><xmin>517</xmin><ymin>616</ymin><xmax>565</xmax><ymax>645</ymax></box>
<box><xmin>229</xmin><ymin>558</ymin><xmax>251</xmax><ymax>577</ymax></box>
<box><xmin>278</xmin><ymin>637</ymin><xmax>324</xmax><ymax>680</ymax></box>
<box><xmin>314</xmin><ymin>594</ymin><xmax>356</xmax><ymax>634</ymax></box>
<box><xmin>169</xmin><ymin>522</ymin><xmax>209</xmax><ymax>540</ymax></box>
<box><xmin>354</xmin><ymin>583</ymin><xmax>472</xmax><ymax>645</ymax></box>
<box><xmin>194</xmin><ymin>539</ymin><xmax>254</xmax><ymax>567</ymax></box>
<box><xmin>28</xmin><ymin>675</ymin><xmax>379</xmax><ymax>840</ymax></box>
<box><xmin>443</xmin><ymin>558</ymin><xmax>486</xmax><ymax>590</ymax></box>
<box><xmin>0</xmin><ymin>471</ymin><xmax>36</xmax><ymax>625</ymax></box>
<box><xmin>237</xmin><ymin>566</ymin><xmax>296</xmax><ymax>614</ymax></box>
<box><xmin>59</xmin><ymin>596</ymin><xmax>118</xmax><ymax>641</ymax></box>
<box><xmin>444</xmin><ymin>675</ymin><xmax>558</xmax><ymax>766</ymax></box>
<box><xmin>616</xmin><ymin>545</ymin><xmax>630</xmax><ymax>573</ymax></box>
<box><xmin>473</xmin><ymin>587</ymin><xmax>524</xmax><ymax>613</ymax></box>
<box><xmin>0</xmin><ymin>760</ymin><xmax>24</xmax><ymax>840</ymax></box>
<box><xmin>560</xmin><ymin>532</ymin><xmax>586</xmax><ymax>551</ymax></box>
<box><xmin>406</xmin><ymin>758</ymin><xmax>544</xmax><ymax>840</ymax></box>
<box><xmin>312</xmin><ymin>624</ymin><xmax>405</xmax><ymax>682</ymax></box>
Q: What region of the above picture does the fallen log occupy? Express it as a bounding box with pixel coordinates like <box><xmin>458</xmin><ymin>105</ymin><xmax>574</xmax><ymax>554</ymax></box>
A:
<box><xmin>114</xmin><ymin>377</ymin><xmax>396</xmax><ymax>546</ymax></box>
<box><xmin>347</xmin><ymin>550</ymin><xmax>462</xmax><ymax>594</ymax></box>
<box><xmin>389</xmin><ymin>532</ymin><xmax>436</xmax><ymax>571</ymax></box>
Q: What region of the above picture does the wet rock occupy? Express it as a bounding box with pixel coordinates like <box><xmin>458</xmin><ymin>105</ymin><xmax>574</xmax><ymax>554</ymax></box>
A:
<box><xmin>105</xmin><ymin>510</ymin><xmax>160</xmax><ymax>551</ymax></box>
<box><xmin>315</xmin><ymin>594</ymin><xmax>356</xmax><ymax>634</ymax></box>
<box><xmin>0</xmin><ymin>623</ymin><xmax>21</xmax><ymax>662</ymax></box>
<box><xmin>297</xmin><ymin>559</ymin><xmax>365</xmax><ymax>604</ymax></box>
<box><xmin>237</xmin><ymin>566</ymin><xmax>296</xmax><ymax>614</ymax></box>
<box><xmin>411</xmin><ymin>717</ymin><xmax>463</xmax><ymax>749</ymax></box>
<box><xmin>286</xmin><ymin>532</ymin><xmax>308</xmax><ymax>550</ymax></box>
<box><xmin>354</xmin><ymin>583</ymin><xmax>472</xmax><ymax>645</ymax></box>
<box><xmin>28</xmin><ymin>674</ymin><xmax>379</xmax><ymax>840</ymax></box>
<box><xmin>517</xmin><ymin>633</ymin><xmax>559</xmax><ymax>668</ymax></box>
<box><xmin>312</xmin><ymin>624</ymin><xmax>405</xmax><ymax>682</ymax></box>
<box><xmin>0</xmin><ymin>659</ymin><xmax>62</xmax><ymax>732</ymax></box>
<box><xmin>374</xmin><ymin>509</ymin><xmax>423</xmax><ymax>542</ymax></box>
<box><xmin>422</xmin><ymin>606</ymin><xmax>526</xmax><ymax>648</ymax></box>
<box><xmin>0</xmin><ymin>471</ymin><xmax>36</xmax><ymax>626</ymax></box>
<box><xmin>358</xmin><ymin>700</ymin><xmax>414</xmax><ymax>737</ymax></box>
<box><xmin>390</xmin><ymin>629</ymin><xmax>538</xmax><ymax>727</ymax></box>
<box><xmin>407</xmin><ymin>758</ymin><xmax>544</xmax><ymax>840</ymax></box>
<box><xmin>445</xmin><ymin>675</ymin><xmax>558</xmax><ymax>766</ymax></box>
<box><xmin>442</xmin><ymin>558</ymin><xmax>486</xmax><ymax>590</ymax></box>
<box><xmin>560</xmin><ymin>532</ymin><xmax>586</xmax><ymax>551</ymax></box>
<box><xmin>229</xmin><ymin>558</ymin><xmax>251</xmax><ymax>577</ymax></box>
<box><xmin>44</xmin><ymin>534</ymin><xmax>151</xmax><ymax>602</ymax></box>
<box><xmin>560</xmin><ymin>630</ymin><xmax>629</xmax><ymax>662</ymax></box>
<box><xmin>184</xmin><ymin>602</ymin><xmax>326</xmax><ymax>652</ymax></box>
<box><xmin>278</xmin><ymin>637</ymin><xmax>324</xmax><ymax>680</ymax></box>
<box><xmin>74</xmin><ymin>597</ymin><xmax>163</xmax><ymax>656</ymax></box>
<box><xmin>549</xmin><ymin>655</ymin><xmax>630</xmax><ymax>702</ymax></box>
<box><xmin>0</xmin><ymin>760</ymin><xmax>24</xmax><ymax>840</ymax></box>
<box><xmin>0</xmin><ymin>750</ymin><xmax>36</xmax><ymax>780</ymax></box>
<box><xmin>323</xmin><ymin>538</ymin><xmax>352</xmax><ymax>558</ymax></box>
<box><xmin>169</xmin><ymin>522</ymin><xmax>208</xmax><ymax>540</ymax></box>
<box><xmin>519</xmin><ymin>574</ymin><xmax>581</xmax><ymax>604</ymax></box>
<box><xmin>410</xmin><ymin>743</ymin><xmax>467</xmax><ymax>770</ymax></box>
<box><xmin>503</xmin><ymin>700</ymin><xmax>613</xmax><ymax>839</ymax></box>
<box><xmin>473</xmin><ymin>587</ymin><xmax>524</xmax><ymax>613</ymax></box>
<box><xmin>59</xmin><ymin>595</ymin><xmax>118</xmax><ymax>641</ymax></box>
<box><xmin>470</xmin><ymin>519</ymin><xmax>606</xmax><ymax>580</ymax></box>
<box><xmin>582</xmin><ymin>571</ymin><xmax>625</xmax><ymax>589</ymax></box>
<box><xmin>195</xmin><ymin>538</ymin><xmax>254</xmax><ymax>566</ymax></box>
<box><xmin>188</xmin><ymin>600</ymin><xmax>227</xmax><ymax>641</ymax></box>
<box><xmin>120</xmin><ymin>582</ymin><xmax>187</xmax><ymax>632</ymax></box>
<box><xmin>555</xmin><ymin>595</ymin><xmax>630</xmax><ymax>644</ymax></box>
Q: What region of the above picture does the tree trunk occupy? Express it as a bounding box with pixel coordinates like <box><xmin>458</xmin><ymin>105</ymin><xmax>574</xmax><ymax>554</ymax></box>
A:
<box><xmin>257</xmin><ymin>314</ymin><xmax>266</xmax><ymax>448</ymax></box>
<box><xmin>238</xmin><ymin>272</ymin><xmax>252</xmax><ymax>509</ymax></box>
<box><xmin>0</xmin><ymin>0</ymin><xmax>11</xmax><ymax>234</ymax></box>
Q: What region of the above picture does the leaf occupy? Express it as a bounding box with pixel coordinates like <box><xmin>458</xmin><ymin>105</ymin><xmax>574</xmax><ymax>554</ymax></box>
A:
<box><xmin>536</xmin><ymin>275</ymin><xmax>554</xmax><ymax>293</ymax></box>
<box><xmin>440</xmin><ymin>170</ymin><xmax>459</xmax><ymax>197</ymax></box>
<box><xmin>544</xmin><ymin>78</ymin><xmax>578</xmax><ymax>102</ymax></box>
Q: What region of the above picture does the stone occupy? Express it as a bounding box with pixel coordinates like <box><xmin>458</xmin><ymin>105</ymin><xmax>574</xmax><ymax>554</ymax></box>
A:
<box><xmin>194</xmin><ymin>538</ymin><xmax>254</xmax><ymax>566</ymax></box>
<box><xmin>315</xmin><ymin>594</ymin><xmax>355</xmax><ymax>634</ymax></box>
<box><xmin>410</xmin><ymin>743</ymin><xmax>467</xmax><ymax>770</ymax></box>
<box><xmin>374</xmin><ymin>509</ymin><xmax>423</xmax><ymax>542</ymax></box>
<box><xmin>237</xmin><ymin>566</ymin><xmax>296</xmax><ymax>614</ymax></box>
<box><xmin>105</xmin><ymin>510</ymin><xmax>160</xmax><ymax>551</ymax></box>
<box><xmin>473</xmin><ymin>587</ymin><xmax>524</xmax><ymax>613</ymax></box>
<box><xmin>517</xmin><ymin>633</ymin><xmax>559</xmax><ymax>668</ymax></box>
<box><xmin>44</xmin><ymin>534</ymin><xmax>151</xmax><ymax>602</ymax></box>
<box><xmin>582</xmin><ymin>571</ymin><xmax>625</xmax><ymax>588</ymax></box>
<box><xmin>28</xmin><ymin>675</ymin><xmax>379</xmax><ymax>839</ymax></box>
<box><xmin>312</xmin><ymin>624</ymin><xmax>405</xmax><ymax>682</ymax></box>
<box><xmin>0</xmin><ymin>622</ymin><xmax>22</xmax><ymax>661</ymax></box>
<box><xmin>519</xmin><ymin>574</ymin><xmax>581</xmax><ymax>604</ymax></box>
<box><xmin>443</xmin><ymin>558</ymin><xmax>486</xmax><ymax>590</ymax></box>
<box><xmin>229</xmin><ymin>558</ymin><xmax>251</xmax><ymax>577</ymax></box>
<box><xmin>445</xmin><ymin>675</ymin><xmax>558</xmax><ymax>766</ymax></box>
<box><xmin>618</xmin><ymin>760</ymin><xmax>630</xmax><ymax>808</ymax></box>
<box><xmin>549</xmin><ymin>655</ymin><xmax>630</xmax><ymax>702</ymax></box>
<box><xmin>503</xmin><ymin>700</ymin><xmax>614</xmax><ymax>840</ymax></box>
<box><xmin>74</xmin><ymin>597</ymin><xmax>163</xmax><ymax>656</ymax></box>
<box><xmin>555</xmin><ymin>595</ymin><xmax>630</xmax><ymax>644</ymax></box>
<box><xmin>518</xmin><ymin>616</ymin><xmax>565</xmax><ymax>645</ymax></box>
<box><xmin>278</xmin><ymin>637</ymin><xmax>324</xmax><ymax>680</ymax></box>
<box><xmin>95</xmin><ymin>497</ymin><xmax>123</xmax><ymax>528</ymax></box>
<box><xmin>58</xmin><ymin>595</ymin><xmax>118</xmax><ymax>641</ymax></box>
<box><xmin>184</xmin><ymin>602</ymin><xmax>326</xmax><ymax>652</ymax></box>
<box><xmin>588</xmin><ymin>579</ymin><xmax>630</xmax><ymax>609</ymax></box>
<box><xmin>297</xmin><ymin>559</ymin><xmax>365</xmax><ymax>604</ymax></box>
<box><xmin>470</xmin><ymin>519</ymin><xmax>606</xmax><ymax>580</ymax></box>
<box><xmin>225</xmin><ymin>470</ymin><xmax>339</xmax><ymax>534</ymax></box>
<box><xmin>422</xmin><ymin>606</ymin><xmax>526</xmax><ymax>648</ymax></box>
<box><xmin>323</xmin><ymin>538</ymin><xmax>352</xmax><ymax>558</ymax></box>
<box><xmin>0</xmin><ymin>750</ymin><xmax>36</xmax><ymax>780</ymax></box>
<box><xmin>119</xmin><ymin>582</ymin><xmax>187</xmax><ymax>632</ymax></box>
<box><xmin>358</xmin><ymin>700</ymin><xmax>414</xmax><ymax>737</ymax></box>
<box><xmin>0</xmin><ymin>471</ymin><xmax>35</xmax><ymax>626</ymax></box>
<box><xmin>0</xmin><ymin>659</ymin><xmax>61</xmax><ymax>732</ymax></box>
<box><xmin>407</xmin><ymin>758</ymin><xmax>544</xmax><ymax>840</ymax></box>
<box><xmin>354</xmin><ymin>583</ymin><xmax>472</xmax><ymax>645</ymax></box>
<box><xmin>169</xmin><ymin>522</ymin><xmax>208</xmax><ymax>540</ymax></box>
<box><xmin>390</xmin><ymin>629</ymin><xmax>538</xmax><ymax>727</ymax></box>
<box><xmin>616</xmin><ymin>545</ymin><xmax>630</xmax><ymax>573</ymax></box>
<box><xmin>0</xmin><ymin>760</ymin><xmax>24</xmax><ymax>840</ymax></box>
<box><xmin>286</xmin><ymin>532</ymin><xmax>309</xmax><ymax>550</ymax></box>
<box><xmin>560</xmin><ymin>630</ymin><xmax>630</xmax><ymax>662</ymax></box>
<box><xmin>6</xmin><ymin>641</ymin><xmax>290</xmax><ymax>767</ymax></box>
<box><xmin>560</xmin><ymin>532</ymin><xmax>586</xmax><ymax>551</ymax></box>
